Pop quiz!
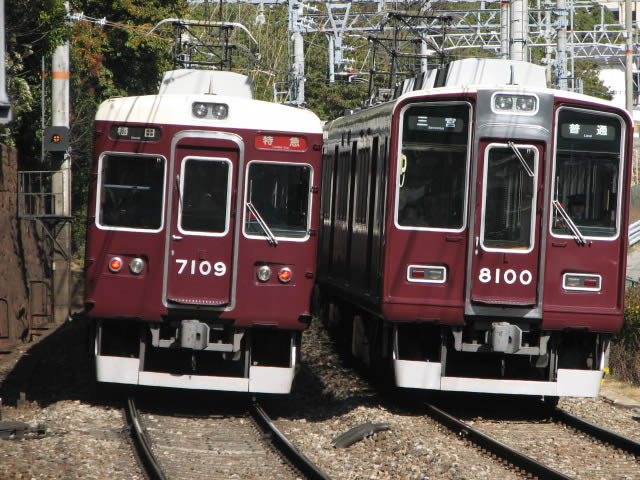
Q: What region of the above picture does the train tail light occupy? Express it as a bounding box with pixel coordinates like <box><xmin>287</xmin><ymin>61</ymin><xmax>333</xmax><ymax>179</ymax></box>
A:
<box><xmin>563</xmin><ymin>273</ymin><xmax>601</xmax><ymax>292</ymax></box>
<box><xmin>407</xmin><ymin>265</ymin><xmax>446</xmax><ymax>283</ymax></box>
<box><xmin>108</xmin><ymin>257</ymin><xmax>123</xmax><ymax>273</ymax></box>
<box><xmin>257</xmin><ymin>265</ymin><xmax>272</xmax><ymax>282</ymax></box>
<box><xmin>129</xmin><ymin>257</ymin><xmax>145</xmax><ymax>275</ymax></box>
<box><xmin>278</xmin><ymin>268</ymin><xmax>292</xmax><ymax>283</ymax></box>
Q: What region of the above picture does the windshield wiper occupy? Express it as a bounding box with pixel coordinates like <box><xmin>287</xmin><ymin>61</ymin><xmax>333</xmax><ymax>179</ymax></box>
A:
<box><xmin>508</xmin><ymin>141</ymin><xmax>534</xmax><ymax>177</ymax></box>
<box><xmin>552</xmin><ymin>200</ymin><xmax>586</xmax><ymax>245</ymax></box>
<box><xmin>246</xmin><ymin>202</ymin><xmax>278</xmax><ymax>246</ymax></box>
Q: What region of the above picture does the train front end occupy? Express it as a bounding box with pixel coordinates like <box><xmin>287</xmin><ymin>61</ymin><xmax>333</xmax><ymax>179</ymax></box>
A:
<box><xmin>84</xmin><ymin>70</ymin><xmax>323</xmax><ymax>393</ymax></box>
<box><xmin>387</xmin><ymin>61</ymin><xmax>632</xmax><ymax>397</ymax></box>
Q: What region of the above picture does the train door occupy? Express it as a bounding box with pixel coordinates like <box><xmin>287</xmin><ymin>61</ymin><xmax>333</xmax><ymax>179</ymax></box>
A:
<box><xmin>468</xmin><ymin>142</ymin><xmax>544</xmax><ymax>306</ymax></box>
<box><xmin>164</xmin><ymin>134</ymin><xmax>240</xmax><ymax>307</ymax></box>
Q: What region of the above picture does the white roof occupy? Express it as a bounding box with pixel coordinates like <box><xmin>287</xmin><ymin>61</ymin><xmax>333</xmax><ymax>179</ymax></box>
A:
<box><xmin>443</xmin><ymin>58</ymin><xmax>547</xmax><ymax>88</ymax></box>
<box><xmin>95</xmin><ymin>93</ymin><xmax>323</xmax><ymax>134</ymax></box>
<box><xmin>158</xmin><ymin>69</ymin><xmax>254</xmax><ymax>98</ymax></box>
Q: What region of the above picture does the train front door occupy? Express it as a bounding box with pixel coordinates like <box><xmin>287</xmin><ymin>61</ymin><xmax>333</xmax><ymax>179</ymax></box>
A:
<box><xmin>468</xmin><ymin>142</ymin><xmax>544</xmax><ymax>307</ymax></box>
<box><xmin>165</xmin><ymin>134</ymin><xmax>240</xmax><ymax>307</ymax></box>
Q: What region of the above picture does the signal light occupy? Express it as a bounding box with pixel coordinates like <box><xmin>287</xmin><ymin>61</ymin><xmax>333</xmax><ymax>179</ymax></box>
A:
<box><xmin>108</xmin><ymin>257</ymin><xmax>123</xmax><ymax>273</ymax></box>
<box><xmin>278</xmin><ymin>268</ymin><xmax>292</xmax><ymax>283</ymax></box>
<box><xmin>407</xmin><ymin>265</ymin><xmax>447</xmax><ymax>284</ymax></box>
<box><xmin>563</xmin><ymin>273</ymin><xmax>601</xmax><ymax>292</ymax></box>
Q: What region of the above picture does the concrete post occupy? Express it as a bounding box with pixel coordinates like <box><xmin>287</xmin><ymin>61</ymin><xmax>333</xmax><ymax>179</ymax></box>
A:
<box><xmin>51</xmin><ymin>3</ymin><xmax>71</xmax><ymax>323</ymax></box>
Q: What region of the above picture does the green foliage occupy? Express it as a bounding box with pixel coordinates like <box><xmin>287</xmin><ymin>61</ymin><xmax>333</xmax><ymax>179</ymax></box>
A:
<box><xmin>610</xmin><ymin>286</ymin><xmax>640</xmax><ymax>385</ymax></box>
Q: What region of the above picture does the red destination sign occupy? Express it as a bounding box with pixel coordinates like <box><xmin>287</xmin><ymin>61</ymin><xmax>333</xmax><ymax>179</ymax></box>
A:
<box><xmin>255</xmin><ymin>134</ymin><xmax>307</xmax><ymax>151</ymax></box>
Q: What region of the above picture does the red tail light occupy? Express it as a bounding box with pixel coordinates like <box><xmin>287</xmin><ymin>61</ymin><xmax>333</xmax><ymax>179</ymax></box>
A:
<box><xmin>108</xmin><ymin>257</ymin><xmax>123</xmax><ymax>273</ymax></box>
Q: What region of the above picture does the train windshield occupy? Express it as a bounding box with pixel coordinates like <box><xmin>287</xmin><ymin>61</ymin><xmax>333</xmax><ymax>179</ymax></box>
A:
<box><xmin>397</xmin><ymin>103</ymin><xmax>470</xmax><ymax>230</ymax></box>
<box><xmin>179</xmin><ymin>158</ymin><xmax>230</xmax><ymax>235</ymax></box>
<box><xmin>552</xmin><ymin>108</ymin><xmax>623</xmax><ymax>239</ymax></box>
<box><xmin>244</xmin><ymin>161</ymin><xmax>311</xmax><ymax>240</ymax></box>
<box><xmin>98</xmin><ymin>154</ymin><xmax>165</xmax><ymax>230</ymax></box>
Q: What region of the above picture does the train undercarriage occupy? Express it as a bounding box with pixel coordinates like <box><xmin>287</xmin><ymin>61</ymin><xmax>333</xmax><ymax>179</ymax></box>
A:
<box><xmin>92</xmin><ymin>318</ymin><xmax>300</xmax><ymax>393</ymax></box>
<box><xmin>323</xmin><ymin>299</ymin><xmax>610</xmax><ymax>398</ymax></box>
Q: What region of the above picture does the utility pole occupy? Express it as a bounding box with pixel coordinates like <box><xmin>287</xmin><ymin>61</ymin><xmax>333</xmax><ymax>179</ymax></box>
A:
<box><xmin>510</xmin><ymin>0</ymin><xmax>528</xmax><ymax>61</ymax></box>
<box><xmin>0</xmin><ymin>0</ymin><xmax>11</xmax><ymax>123</ymax></box>
<box><xmin>51</xmin><ymin>2</ymin><xmax>71</xmax><ymax>323</ymax></box>
<box><xmin>500</xmin><ymin>1</ymin><xmax>509</xmax><ymax>59</ymax></box>
<box><xmin>556</xmin><ymin>0</ymin><xmax>568</xmax><ymax>90</ymax></box>
<box><xmin>625</xmin><ymin>0</ymin><xmax>634</xmax><ymax>113</ymax></box>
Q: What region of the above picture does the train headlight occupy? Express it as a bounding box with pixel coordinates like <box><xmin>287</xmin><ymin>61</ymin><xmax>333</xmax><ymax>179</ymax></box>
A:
<box><xmin>192</xmin><ymin>103</ymin><xmax>208</xmax><ymax>118</ymax></box>
<box><xmin>516</xmin><ymin>96</ymin><xmax>536</xmax><ymax>111</ymax></box>
<box><xmin>108</xmin><ymin>256</ymin><xmax>123</xmax><ymax>273</ymax></box>
<box><xmin>211</xmin><ymin>103</ymin><xmax>228</xmax><ymax>120</ymax></box>
<box><xmin>129</xmin><ymin>257</ymin><xmax>145</xmax><ymax>275</ymax></box>
<box><xmin>494</xmin><ymin>94</ymin><xmax>513</xmax><ymax>111</ymax></box>
<box><xmin>278</xmin><ymin>268</ymin><xmax>292</xmax><ymax>283</ymax></box>
<box><xmin>493</xmin><ymin>94</ymin><xmax>537</xmax><ymax>114</ymax></box>
<box><xmin>257</xmin><ymin>265</ymin><xmax>272</xmax><ymax>282</ymax></box>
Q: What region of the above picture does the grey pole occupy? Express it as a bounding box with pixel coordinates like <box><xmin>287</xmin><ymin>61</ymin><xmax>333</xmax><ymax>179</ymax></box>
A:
<box><xmin>0</xmin><ymin>0</ymin><xmax>11</xmax><ymax>123</ymax></box>
<box><xmin>51</xmin><ymin>2</ymin><xmax>71</xmax><ymax>323</ymax></box>
<box><xmin>500</xmin><ymin>0</ymin><xmax>509</xmax><ymax>59</ymax></box>
<box><xmin>625</xmin><ymin>0</ymin><xmax>634</xmax><ymax>113</ymax></box>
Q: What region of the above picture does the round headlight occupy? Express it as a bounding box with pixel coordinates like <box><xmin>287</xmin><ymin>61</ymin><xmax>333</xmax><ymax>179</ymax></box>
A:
<box><xmin>257</xmin><ymin>265</ymin><xmax>272</xmax><ymax>282</ymax></box>
<box><xmin>494</xmin><ymin>95</ymin><xmax>513</xmax><ymax>111</ymax></box>
<box><xmin>192</xmin><ymin>103</ymin><xmax>208</xmax><ymax>118</ymax></box>
<box><xmin>108</xmin><ymin>256</ymin><xmax>123</xmax><ymax>273</ymax></box>
<box><xmin>278</xmin><ymin>267</ymin><xmax>292</xmax><ymax>283</ymax></box>
<box><xmin>516</xmin><ymin>96</ymin><xmax>535</xmax><ymax>111</ymax></box>
<box><xmin>211</xmin><ymin>104</ymin><xmax>228</xmax><ymax>120</ymax></box>
<box><xmin>129</xmin><ymin>257</ymin><xmax>145</xmax><ymax>275</ymax></box>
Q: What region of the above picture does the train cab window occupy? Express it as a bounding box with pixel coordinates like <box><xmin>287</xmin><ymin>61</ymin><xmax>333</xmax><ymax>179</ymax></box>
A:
<box><xmin>552</xmin><ymin>108</ymin><xmax>623</xmax><ymax>240</ymax></box>
<box><xmin>481</xmin><ymin>144</ymin><xmax>538</xmax><ymax>251</ymax></box>
<box><xmin>396</xmin><ymin>103</ymin><xmax>470</xmax><ymax>231</ymax></box>
<box><xmin>244</xmin><ymin>161</ymin><xmax>312</xmax><ymax>240</ymax></box>
<box><xmin>98</xmin><ymin>154</ymin><xmax>165</xmax><ymax>231</ymax></box>
<box><xmin>179</xmin><ymin>158</ymin><xmax>230</xmax><ymax>235</ymax></box>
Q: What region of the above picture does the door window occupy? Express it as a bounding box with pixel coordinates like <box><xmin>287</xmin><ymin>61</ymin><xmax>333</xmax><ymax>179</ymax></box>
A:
<box><xmin>481</xmin><ymin>144</ymin><xmax>538</xmax><ymax>252</ymax></box>
<box><xmin>178</xmin><ymin>157</ymin><xmax>231</xmax><ymax>236</ymax></box>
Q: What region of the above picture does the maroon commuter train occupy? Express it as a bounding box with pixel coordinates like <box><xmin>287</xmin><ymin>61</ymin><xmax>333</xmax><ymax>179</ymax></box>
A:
<box><xmin>316</xmin><ymin>58</ymin><xmax>633</xmax><ymax>399</ymax></box>
<box><xmin>84</xmin><ymin>69</ymin><xmax>323</xmax><ymax>393</ymax></box>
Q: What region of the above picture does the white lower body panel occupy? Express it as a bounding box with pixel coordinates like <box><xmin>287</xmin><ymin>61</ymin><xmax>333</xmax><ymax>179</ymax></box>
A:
<box><xmin>393</xmin><ymin>359</ymin><xmax>603</xmax><ymax>397</ymax></box>
<box><xmin>96</xmin><ymin>355</ymin><xmax>295</xmax><ymax>394</ymax></box>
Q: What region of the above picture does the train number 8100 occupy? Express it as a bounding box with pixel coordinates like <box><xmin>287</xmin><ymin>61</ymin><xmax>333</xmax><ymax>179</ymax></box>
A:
<box><xmin>478</xmin><ymin>268</ymin><xmax>532</xmax><ymax>285</ymax></box>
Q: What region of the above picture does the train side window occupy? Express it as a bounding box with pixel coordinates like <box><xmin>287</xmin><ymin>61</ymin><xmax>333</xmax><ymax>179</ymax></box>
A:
<box><xmin>179</xmin><ymin>158</ymin><xmax>230</xmax><ymax>235</ymax></box>
<box><xmin>98</xmin><ymin>154</ymin><xmax>165</xmax><ymax>231</ymax></box>
<box><xmin>244</xmin><ymin>161</ymin><xmax>312</xmax><ymax>240</ymax></box>
<box><xmin>551</xmin><ymin>108</ymin><xmax>623</xmax><ymax>240</ymax></box>
<box><xmin>396</xmin><ymin>103</ymin><xmax>470</xmax><ymax>231</ymax></box>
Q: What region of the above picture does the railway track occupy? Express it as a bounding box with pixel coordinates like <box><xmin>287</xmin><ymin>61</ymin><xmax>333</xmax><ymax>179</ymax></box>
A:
<box><xmin>125</xmin><ymin>396</ymin><xmax>331</xmax><ymax>480</ymax></box>
<box><xmin>426</xmin><ymin>401</ymin><xmax>640</xmax><ymax>479</ymax></box>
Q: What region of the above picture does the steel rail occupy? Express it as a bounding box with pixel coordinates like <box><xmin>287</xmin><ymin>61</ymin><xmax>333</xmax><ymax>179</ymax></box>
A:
<box><xmin>250</xmin><ymin>401</ymin><xmax>332</xmax><ymax>480</ymax></box>
<box><xmin>424</xmin><ymin>402</ymin><xmax>574</xmax><ymax>480</ymax></box>
<box><xmin>125</xmin><ymin>397</ymin><xmax>169</xmax><ymax>480</ymax></box>
<box><xmin>553</xmin><ymin>407</ymin><xmax>640</xmax><ymax>456</ymax></box>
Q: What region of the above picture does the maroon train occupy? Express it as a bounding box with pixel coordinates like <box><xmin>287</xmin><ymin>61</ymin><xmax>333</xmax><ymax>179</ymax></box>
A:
<box><xmin>316</xmin><ymin>58</ymin><xmax>633</xmax><ymax>399</ymax></box>
<box><xmin>84</xmin><ymin>69</ymin><xmax>323</xmax><ymax>393</ymax></box>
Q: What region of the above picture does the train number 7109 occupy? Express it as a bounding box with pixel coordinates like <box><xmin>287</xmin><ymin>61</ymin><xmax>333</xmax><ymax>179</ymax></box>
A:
<box><xmin>175</xmin><ymin>259</ymin><xmax>227</xmax><ymax>276</ymax></box>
